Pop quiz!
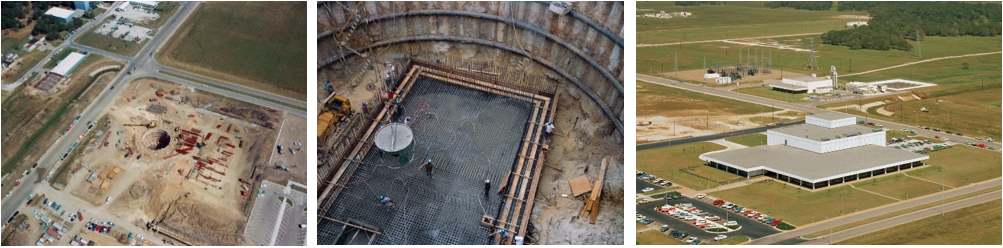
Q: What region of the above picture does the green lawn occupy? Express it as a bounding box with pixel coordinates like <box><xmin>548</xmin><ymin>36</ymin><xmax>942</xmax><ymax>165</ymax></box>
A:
<box><xmin>906</xmin><ymin>145</ymin><xmax>1002</xmax><ymax>187</ymax></box>
<box><xmin>158</xmin><ymin>1</ymin><xmax>307</xmax><ymax>99</ymax></box>
<box><xmin>724</xmin><ymin>133</ymin><xmax>767</xmax><ymax>147</ymax></box>
<box><xmin>1</xmin><ymin>35</ymin><xmax>30</xmax><ymax>55</ymax></box>
<box><xmin>637</xmin><ymin>142</ymin><xmax>734</xmax><ymax>190</ymax></box>
<box><xmin>836</xmin><ymin>199</ymin><xmax>1002</xmax><ymax>245</ymax></box>
<box><xmin>145</xmin><ymin>2</ymin><xmax>181</xmax><ymax>30</ymax></box>
<box><xmin>75</xmin><ymin>29</ymin><xmax>147</xmax><ymax>57</ymax></box>
<box><xmin>638</xmin><ymin>35</ymin><xmax>1001</xmax><ymax>82</ymax></box>
<box><xmin>3</xmin><ymin>49</ymin><xmax>51</xmax><ymax>83</ymax></box>
<box><xmin>43</xmin><ymin>48</ymin><xmax>78</xmax><ymax>69</ymax></box>
<box><xmin>853</xmin><ymin>173</ymin><xmax>946</xmax><ymax>200</ymax></box>
<box><xmin>637</xmin><ymin>81</ymin><xmax>781</xmax><ymax>117</ymax></box>
<box><xmin>732</xmin><ymin>86</ymin><xmax>810</xmax><ymax>103</ymax></box>
<box><xmin>709</xmin><ymin>180</ymin><xmax>899</xmax><ymax>226</ymax></box>
<box><xmin>843</xmin><ymin>53</ymin><xmax>1002</xmax><ymax>98</ymax></box>
<box><xmin>637</xmin><ymin>223</ymin><xmax>688</xmax><ymax>245</ymax></box>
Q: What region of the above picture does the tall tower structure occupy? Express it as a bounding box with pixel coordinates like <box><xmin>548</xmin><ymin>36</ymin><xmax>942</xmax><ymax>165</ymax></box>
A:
<box><xmin>807</xmin><ymin>38</ymin><xmax>819</xmax><ymax>69</ymax></box>
<box><xmin>830</xmin><ymin>65</ymin><xmax>838</xmax><ymax>88</ymax></box>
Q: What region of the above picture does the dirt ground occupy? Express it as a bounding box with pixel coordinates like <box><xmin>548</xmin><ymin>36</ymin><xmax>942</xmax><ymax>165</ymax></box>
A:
<box><xmin>1</xmin><ymin>55</ymin><xmax>124</xmax><ymax>197</ymax></box>
<box><xmin>637</xmin><ymin>111</ymin><xmax>806</xmax><ymax>144</ymax></box>
<box><xmin>56</xmin><ymin>78</ymin><xmax>291</xmax><ymax>245</ymax></box>
<box><xmin>261</xmin><ymin>112</ymin><xmax>307</xmax><ymax>185</ymax></box>
<box><xmin>656</xmin><ymin>68</ymin><xmax>806</xmax><ymax>87</ymax></box>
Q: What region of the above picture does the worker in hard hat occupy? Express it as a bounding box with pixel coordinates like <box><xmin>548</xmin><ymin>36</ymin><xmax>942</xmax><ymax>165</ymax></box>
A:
<box><xmin>361</xmin><ymin>101</ymin><xmax>369</xmax><ymax>118</ymax></box>
<box><xmin>419</xmin><ymin>159</ymin><xmax>435</xmax><ymax>178</ymax></box>
<box><xmin>393</xmin><ymin>99</ymin><xmax>405</xmax><ymax>122</ymax></box>
<box><xmin>484</xmin><ymin>179</ymin><xmax>491</xmax><ymax>199</ymax></box>
<box><xmin>489</xmin><ymin>228</ymin><xmax>511</xmax><ymax>243</ymax></box>
<box><xmin>379</xmin><ymin>195</ymin><xmax>395</xmax><ymax>208</ymax></box>
<box><xmin>404</xmin><ymin>116</ymin><xmax>412</xmax><ymax>126</ymax></box>
<box><xmin>544</xmin><ymin>121</ymin><xmax>555</xmax><ymax>139</ymax></box>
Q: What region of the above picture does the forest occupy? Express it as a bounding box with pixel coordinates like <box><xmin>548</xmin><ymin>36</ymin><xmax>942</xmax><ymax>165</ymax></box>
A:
<box><xmin>2</xmin><ymin>2</ymin><xmax>86</xmax><ymax>41</ymax></box>
<box><xmin>822</xmin><ymin>2</ymin><xmax>1001</xmax><ymax>51</ymax></box>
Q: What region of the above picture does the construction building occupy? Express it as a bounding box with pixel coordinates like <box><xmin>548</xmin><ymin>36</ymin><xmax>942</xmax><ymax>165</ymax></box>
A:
<box><xmin>44</xmin><ymin>7</ymin><xmax>76</xmax><ymax>23</ymax></box>
<box><xmin>317</xmin><ymin>1</ymin><xmax>624</xmax><ymax>245</ymax></box>
<box><xmin>700</xmin><ymin>112</ymin><xmax>929</xmax><ymax>190</ymax></box>
<box><xmin>50</xmin><ymin>52</ymin><xmax>86</xmax><ymax>77</ymax></box>
<box><xmin>772</xmin><ymin>75</ymin><xmax>833</xmax><ymax>94</ymax></box>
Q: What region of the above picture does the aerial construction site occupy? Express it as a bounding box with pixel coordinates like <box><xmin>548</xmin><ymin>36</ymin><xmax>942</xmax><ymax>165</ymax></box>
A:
<box><xmin>316</xmin><ymin>1</ymin><xmax>625</xmax><ymax>245</ymax></box>
<box><xmin>2</xmin><ymin>1</ymin><xmax>307</xmax><ymax>246</ymax></box>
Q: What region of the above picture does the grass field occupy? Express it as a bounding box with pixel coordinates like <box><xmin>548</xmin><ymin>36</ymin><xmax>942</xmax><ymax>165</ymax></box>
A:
<box><xmin>75</xmin><ymin>30</ymin><xmax>147</xmax><ymax>57</ymax></box>
<box><xmin>158</xmin><ymin>2</ymin><xmax>307</xmax><ymax>99</ymax></box>
<box><xmin>637</xmin><ymin>142</ymin><xmax>734</xmax><ymax>189</ymax></box>
<box><xmin>3</xmin><ymin>49</ymin><xmax>51</xmax><ymax>83</ymax></box>
<box><xmin>637</xmin><ymin>35</ymin><xmax>1001</xmax><ymax>81</ymax></box>
<box><xmin>804</xmin><ymin>185</ymin><xmax>1001</xmax><ymax>239</ymax></box>
<box><xmin>906</xmin><ymin>145</ymin><xmax>1002</xmax><ymax>187</ymax></box>
<box><xmin>43</xmin><ymin>48</ymin><xmax>78</xmax><ymax>69</ymax></box>
<box><xmin>842</xmin><ymin>53</ymin><xmax>1002</xmax><ymax>97</ymax></box>
<box><xmin>724</xmin><ymin>133</ymin><xmax>767</xmax><ymax>147</ymax></box>
<box><xmin>636</xmin><ymin>2</ymin><xmax>868</xmax><ymax>43</ymax></box>
<box><xmin>637</xmin><ymin>223</ymin><xmax>688</xmax><ymax>245</ymax></box>
<box><xmin>709</xmin><ymin>180</ymin><xmax>899</xmax><ymax>226</ymax></box>
<box><xmin>853</xmin><ymin>173</ymin><xmax>946</xmax><ymax>200</ymax></box>
<box><xmin>144</xmin><ymin>2</ymin><xmax>181</xmax><ymax>30</ymax></box>
<box><xmin>637</xmin><ymin>81</ymin><xmax>780</xmax><ymax>117</ymax></box>
<box><xmin>836</xmin><ymin>199</ymin><xmax>1002</xmax><ymax>245</ymax></box>
<box><xmin>732</xmin><ymin>86</ymin><xmax>811</xmax><ymax>103</ymax></box>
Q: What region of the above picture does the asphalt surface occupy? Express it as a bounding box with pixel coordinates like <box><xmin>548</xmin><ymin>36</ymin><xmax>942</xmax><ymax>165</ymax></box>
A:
<box><xmin>637</xmin><ymin>196</ymin><xmax>780</xmax><ymax>241</ymax></box>
<box><xmin>2</xmin><ymin>1</ymin><xmax>306</xmax><ymax>237</ymax></box>
<box><xmin>799</xmin><ymin>189</ymin><xmax>1002</xmax><ymax>245</ymax></box>
<box><xmin>743</xmin><ymin>178</ymin><xmax>1001</xmax><ymax>245</ymax></box>
<box><xmin>636</xmin><ymin>74</ymin><xmax>1000</xmax><ymax>149</ymax></box>
<box><xmin>636</xmin><ymin>120</ymin><xmax>805</xmax><ymax>151</ymax></box>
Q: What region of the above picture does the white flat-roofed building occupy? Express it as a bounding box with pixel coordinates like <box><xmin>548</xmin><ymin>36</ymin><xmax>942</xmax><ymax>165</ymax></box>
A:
<box><xmin>45</xmin><ymin>7</ymin><xmax>75</xmax><ymax>23</ymax></box>
<box><xmin>50</xmin><ymin>52</ymin><xmax>86</xmax><ymax>77</ymax></box>
<box><xmin>116</xmin><ymin>2</ymin><xmax>130</xmax><ymax>11</ymax></box>
<box><xmin>776</xmin><ymin>75</ymin><xmax>832</xmax><ymax>93</ymax></box>
<box><xmin>129</xmin><ymin>1</ymin><xmax>159</xmax><ymax>7</ymax></box>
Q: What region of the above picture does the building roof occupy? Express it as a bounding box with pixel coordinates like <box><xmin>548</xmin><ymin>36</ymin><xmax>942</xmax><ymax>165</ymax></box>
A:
<box><xmin>44</xmin><ymin>7</ymin><xmax>75</xmax><ymax>19</ymax></box>
<box><xmin>786</xmin><ymin>75</ymin><xmax>829</xmax><ymax>82</ymax></box>
<box><xmin>51</xmin><ymin>52</ymin><xmax>86</xmax><ymax>76</ymax></box>
<box><xmin>770</xmin><ymin>82</ymin><xmax>808</xmax><ymax>91</ymax></box>
<box><xmin>130</xmin><ymin>1</ymin><xmax>160</xmax><ymax>6</ymax></box>
<box><xmin>808</xmin><ymin>112</ymin><xmax>855</xmax><ymax>121</ymax></box>
<box><xmin>701</xmin><ymin>144</ymin><xmax>929</xmax><ymax>183</ymax></box>
<box><xmin>770</xmin><ymin>123</ymin><xmax>875</xmax><ymax>141</ymax></box>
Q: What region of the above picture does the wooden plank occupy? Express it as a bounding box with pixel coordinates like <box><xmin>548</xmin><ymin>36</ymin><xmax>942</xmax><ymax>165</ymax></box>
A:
<box><xmin>568</xmin><ymin>175</ymin><xmax>592</xmax><ymax>197</ymax></box>
<box><xmin>589</xmin><ymin>197</ymin><xmax>601</xmax><ymax>224</ymax></box>
<box><xmin>516</xmin><ymin>93</ymin><xmax>559</xmax><ymax>238</ymax></box>
<box><xmin>495</xmin><ymin>100</ymin><xmax>540</xmax><ymax>236</ymax></box>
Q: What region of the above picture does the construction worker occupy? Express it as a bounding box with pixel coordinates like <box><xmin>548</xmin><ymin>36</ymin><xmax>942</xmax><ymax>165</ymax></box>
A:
<box><xmin>484</xmin><ymin>179</ymin><xmax>491</xmax><ymax>199</ymax></box>
<box><xmin>393</xmin><ymin>99</ymin><xmax>405</xmax><ymax>122</ymax></box>
<box><xmin>404</xmin><ymin>116</ymin><xmax>412</xmax><ymax>126</ymax></box>
<box><xmin>489</xmin><ymin>228</ymin><xmax>511</xmax><ymax>243</ymax></box>
<box><xmin>419</xmin><ymin>159</ymin><xmax>434</xmax><ymax>178</ymax></box>
<box><xmin>361</xmin><ymin>101</ymin><xmax>368</xmax><ymax>118</ymax></box>
<box><xmin>544</xmin><ymin>121</ymin><xmax>555</xmax><ymax>139</ymax></box>
<box><xmin>379</xmin><ymin>195</ymin><xmax>395</xmax><ymax>208</ymax></box>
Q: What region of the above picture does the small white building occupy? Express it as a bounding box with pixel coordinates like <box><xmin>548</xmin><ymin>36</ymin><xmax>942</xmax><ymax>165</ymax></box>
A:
<box><xmin>774</xmin><ymin>75</ymin><xmax>832</xmax><ymax>93</ymax></box>
<box><xmin>45</xmin><ymin>7</ymin><xmax>76</xmax><ymax>23</ymax></box>
<box><xmin>715</xmin><ymin>77</ymin><xmax>732</xmax><ymax>84</ymax></box>
<box><xmin>50</xmin><ymin>52</ymin><xmax>86</xmax><ymax>77</ymax></box>
<box><xmin>847</xmin><ymin>21</ymin><xmax>868</xmax><ymax>27</ymax></box>
<box><xmin>129</xmin><ymin>1</ymin><xmax>159</xmax><ymax>8</ymax></box>
<box><xmin>116</xmin><ymin>2</ymin><xmax>130</xmax><ymax>11</ymax></box>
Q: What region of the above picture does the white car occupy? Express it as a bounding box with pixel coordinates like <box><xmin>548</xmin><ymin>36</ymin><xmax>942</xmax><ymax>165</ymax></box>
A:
<box><xmin>695</xmin><ymin>194</ymin><xmax>707</xmax><ymax>199</ymax></box>
<box><xmin>685</xmin><ymin>237</ymin><xmax>698</xmax><ymax>243</ymax></box>
<box><xmin>725</xmin><ymin>221</ymin><xmax>738</xmax><ymax>226</ymax></box>
<box><xmin>714</xmin><ymin>235</ymin><xmax>728</xmax><ymax>241</ymax></box>
<box><xmin>641</xmin><ymin>187</ymin><xmax>655</xmax><ymax>193</ymax></box>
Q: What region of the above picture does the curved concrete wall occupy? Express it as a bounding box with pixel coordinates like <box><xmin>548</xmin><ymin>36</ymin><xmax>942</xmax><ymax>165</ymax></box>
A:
<box><xmin>318</xmin><ymin>1</ymin><xmax>624</xmax><ymax>132</ymax></box>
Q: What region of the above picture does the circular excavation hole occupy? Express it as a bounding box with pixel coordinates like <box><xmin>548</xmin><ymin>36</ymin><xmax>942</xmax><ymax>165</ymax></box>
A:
<box><xmin>142</xmin><ymin>129</ymin><xmax>171</xmax><ymax>151</ymax></box>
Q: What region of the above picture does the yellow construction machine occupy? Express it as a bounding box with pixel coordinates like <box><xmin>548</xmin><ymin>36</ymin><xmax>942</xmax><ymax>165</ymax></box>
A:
<box><xmin>317</xmin><ymin>94</ymin><xmax>353</xmax><ymax>144</ymax></box>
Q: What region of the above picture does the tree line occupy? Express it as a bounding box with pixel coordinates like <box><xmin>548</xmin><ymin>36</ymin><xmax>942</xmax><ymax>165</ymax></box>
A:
<box><xmin>764</xmin><ymin>1</ymin><xmax>833</xmax><ymax>11</ymax></box>
<box><xmin>674</xmin><ymin>2</ymin><xmax>719</xmax><ymax>7</ymax></box>
<box><xmin>3</xmin><ymin>2</ymin><xmax>84</xmax><ymax>41</ymax></box>
<box><xmin>822</xmin><ymin>2</ymin><xmax>1001</xmax><ymax>51</ymax></box>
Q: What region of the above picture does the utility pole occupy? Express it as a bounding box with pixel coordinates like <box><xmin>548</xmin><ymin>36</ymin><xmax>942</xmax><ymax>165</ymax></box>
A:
<box><xmin>675</xmin><ymin>52</ymin><xmax>678</xmax><ymax>77</ymax></box>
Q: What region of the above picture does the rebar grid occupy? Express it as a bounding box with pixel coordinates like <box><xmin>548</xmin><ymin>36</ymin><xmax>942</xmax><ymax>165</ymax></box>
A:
<box><xmin>318</xmin><ymin>76</ymin><xmax>534</xmax><ymax>245</ymax></box>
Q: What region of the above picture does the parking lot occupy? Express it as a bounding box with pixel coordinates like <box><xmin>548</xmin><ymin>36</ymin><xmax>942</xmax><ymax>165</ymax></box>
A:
<box><xmin>637</xmin><ymin>195</ymin><xmax>779</xmax><ymax>241</ymax></box>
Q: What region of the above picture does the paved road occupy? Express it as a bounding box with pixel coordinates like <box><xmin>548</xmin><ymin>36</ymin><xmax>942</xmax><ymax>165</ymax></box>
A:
<box><xmin>638</xmin><ymin>196</ymin><xmax>780</xmax><ymax>241</ymax></box>
<box><xmin>800</xmin><ymin>189</ymin><xmax>1002</xmax><ymax>245</ymax></box>
<box><xmin>843</xmin><ymin>52</ymin><xmax>1003</xmax><ymax>76</ymax></box>
<box><xmin>1</xmin><ymin>2</ymin><xmax>121</xmax><ymax>90</ymax></box>
<box><xmin>636</xmin><ymin>74</ymin><xmax>1001</xmax><ymax>149</ymax></box>
<box><xmin>744</xmin><ymin>178</ymin><xmax>1001</xmax><ymax>245</ymax></box>
<box><xmin>636</xmin><ymin>121</ymin><xmax>805</xmax><ymax>151</ymax></box>
<box><xmin>637</xmin><ymin>32</ymin><xmax>825</xmax><ymax>48</ymax></box>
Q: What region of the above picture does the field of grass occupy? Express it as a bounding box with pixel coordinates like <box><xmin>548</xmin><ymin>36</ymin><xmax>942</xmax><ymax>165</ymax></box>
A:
<box><xmin>637</xmin><ymin>142</ymin><xmax>732</xmax><ymax>190</ymax></box>
<box><xmin>804</xmin><ymin>185</ymin><xmax>1001</xmax><ymax>239</ymax></box>
<box><xmin>854</xmin><ymin>173</ymin><xmax>946</xmax><ymax>200</ymax></box>
<box><xmin>75</xmin><ymin>29</ymin><xmax>146</xmax><ymax>57</ymax></box>
<box><xmin>637</xmin><ymin>81</ymin><xmax>780</xmax><ymax>117</ymax></box>
<box><xmin>906</xmin><ymin>145</ymin><xmax>1002</xmax><ymax>187</ymax></box>
<box><xmin>724</xmin><ymin>133</ymin><xmax>767</xmax><ymax>147</ymax></box>
<box><xmin>843</xmin><ymin>53</ymin><xmax>1002</xmax><ymax>97</ymax></box>
<box><xmin>43</xmin><ymin>48</ymin><xmax>78</xmax><ymax>69</ymax></box>
<box><xmin>637</xmin><ymin>223</ymin><xmax>688</xmax><ymax>245</ymax></box>
<box><xmin>1</xmin><ymin>35</ymin><xmax>29</xmax><ymax>54</ymax></box>
<box><xmin>836</xmin><ymin>199</ymin><xmax>1002</xmax><ymax>245</ymax></box>
<box><xmin>144</xmin><ymin>1</ymin><xmax>181</xmax><ymax>30</ymax></box>
<box><xmin>709</xmin><ymin>179</ymin><xmax>899</xmax><ymax>226</ymax></box>
<box><xmin>158</xmin><ymin>2</ymin><xmax>307</xmax><ymax>99</ymax></box>
<box><xmin>637</xmin><ymin>35</ymin><xmax>1001</xmax><ymax>81</ymax></box>
<box><xmin>636</xmin><ymin>2</ymin><xmax>867</xmax><ymax>43</ymax></box>
<box><xmin>823</xmin><ymin>88</ymin><xmax>1001</xmax><ymax>140</ymax></box>
<box><xmin>732</xmin><ymin>86</ymin><xmax>810</xmax><ymax>103</ymax></box>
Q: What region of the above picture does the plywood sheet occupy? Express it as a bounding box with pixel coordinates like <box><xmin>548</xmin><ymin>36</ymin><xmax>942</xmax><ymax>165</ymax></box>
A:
<box><xmin>569</xmin><ymin>175</ymin><xmax>592</xmax><ymax>197</ymax></box>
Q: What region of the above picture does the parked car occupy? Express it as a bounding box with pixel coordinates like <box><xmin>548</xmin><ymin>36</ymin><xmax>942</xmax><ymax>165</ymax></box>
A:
<box><xmin>714</xmin><ymin>235</ymin><xmax>728</xmax><ymax>241</ymax></box>
<box><xmin>695</xmin><ymin>194</ymin><xmax>707</xmax><ymax>199</ymax></box>
<box><xmin>641</xmin><ymin>187</ymin><xmax>655</xmax><ymax>193</ymax></box>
